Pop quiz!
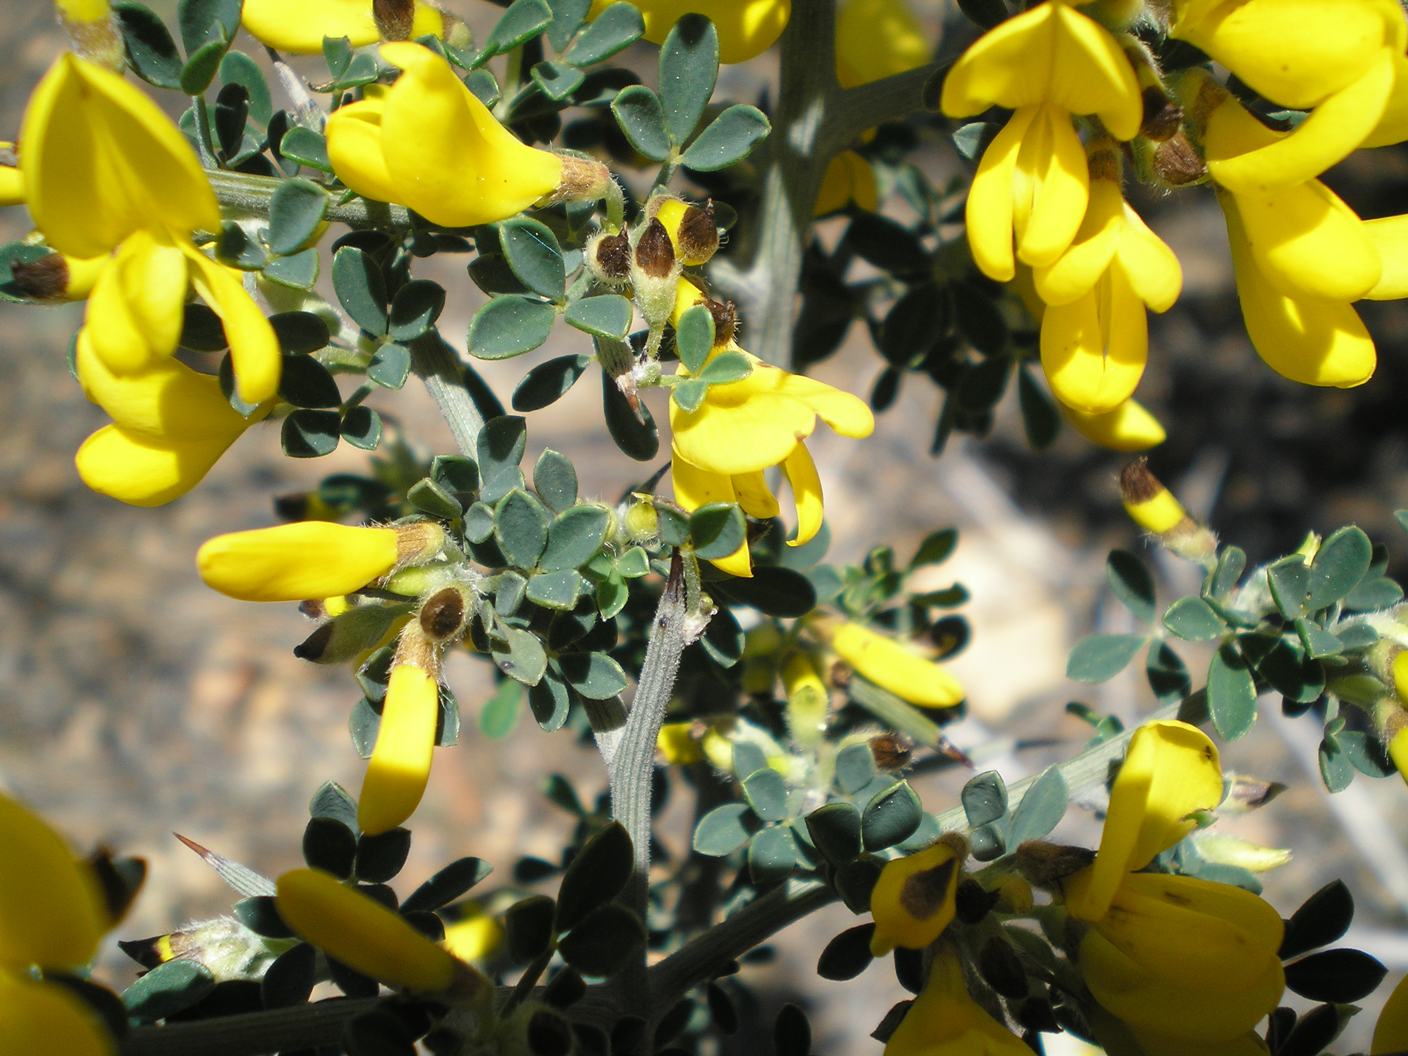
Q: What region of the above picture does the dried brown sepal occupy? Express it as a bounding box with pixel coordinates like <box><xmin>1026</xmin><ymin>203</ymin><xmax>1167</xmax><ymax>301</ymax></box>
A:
<box><xmin>1119</xmin><ymin>456</ymin><xmax>1162</xmax><ymax>505</ymax></box>
<box><xmin>590</xmin><ymin>230</ymin><xmax>633</xmax><ymax>283</ymax></box>
<box><xmin>1014</xmin><ymin>840</ymin><xmax>1095</xmax><ymax>889</ymax></box>
<box><xmin>869</xmin><ymin>733</ymin><xmax>913</xmax><ymax>772</ymax></box>
<box><xmin>373</xmin><ymin>0</ymin><xmax>415</xmax><ymax>40</ymax></box>
<box><xmin>1152</xmin><ymin>130</ymin><xmax>1207</xmax><ymax>186</ymax></box>
<box><xmin>10</xmin><ymin>254</ymin><xmax>70</xmax><ymax>301</ymax></box>
<box><xmin>704</xmin><ymin>297</ymin><xmax>738</xmax><ymax>347</ymax></box>
<box><xmin>676</xmin><ymin>199</ymin><xmax>720</xmax><ymax>265</ymax></box>
<box><xmin>635</xmin><ymin>219</ymin><xmax>677</xmax><ymax>279</ymax></box>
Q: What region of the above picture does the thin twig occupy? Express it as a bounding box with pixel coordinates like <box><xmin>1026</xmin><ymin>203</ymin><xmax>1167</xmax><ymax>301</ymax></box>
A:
<box><xmin>411</xmin><ymin>336</ymin><xmax>487</xmax><ymax>458</ymax></box>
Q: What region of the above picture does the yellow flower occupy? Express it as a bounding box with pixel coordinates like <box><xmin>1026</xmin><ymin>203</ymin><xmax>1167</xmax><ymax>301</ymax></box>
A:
<box><xmin>1062</xmin><ymin>397</ymin><xmax>1166</xmax><ymax>451</ymax></box>
<box><xmin>1034</xmin><ymin>144</ymin><xmax>1181</xmax><ymax>414</ymax></box>
<box><xmin>241</xmin><ymin>0</ymin><xmax>445</xmax><ymax>53</ymax></box>
<box><xmin>197</xmin><ymin>521</ymin><xmax>443</xmax><ymax>602</ymax></box>
<box><xmin>359</xmin><ymin>651</ymin><xmax>441</xmax><ymax>834</ymax></box>
<box><xmin>1066</xmin><ymin>719</ymin><xmax>1223</xmax><ymax>922</ymax></box>
<box><xmin>73</xmin><ymin>332</ymin><xmax>266</xmax><ymax>506</ymax></box>
<box><xmin>835</xmin><ymin>0</ymin><xmax>928</xmax><ymax>89</ymax></box>
<box><xmin>1171</xmin><ymin>0</ymin><xmax>1408</xmax><ymax>191</ymax></box>
<box><xmin>1373</xmin><ymin>973</ymin><xmax>1408</xmax><ymax>1054</ymax></box>
<box><xmin>883</xmin><ymin>944</ymin><xmax>1031</xmax><ymax>1055</ymax></box>
<box><xmin>940</xmin><ymin>0</ymin><xmax>1141</xmax><ymax>281</ymax></box>
<box><xmin>440</xmin><ymin>903</ymin><xmax>503</xmax><ymax>964</ymax></box>
<box><xmin>588</xmin><ymin>0</ymin><xmax>790</xmax><ymax>64</ymax></box>
<box><xmin>781</xmin><ymin>651</ymin><xmax>828</xmax><ymax>748</ymax></box>
<box><xmin>0</xmin><ymin>976</ymin><xmax>114</xmax><ymax>1056</ymax></box>
<box><xmin>326</xmin><ymin>42</ymin><xmax>564</xmax><ymax>227</ymax></box>
<box><xmin>657</xmin><ymin>721</ymin><xmax>704</xmax><ymax>764</ymax></box>
<box><xmin>813</xmin><ymin>150</ymin><xmax>878</xmax><ymax>216</ymax></box>
<box><xmin>829</xmin><ymin>621</ymin><xmax>964</xmax><ymax>708</ymax></box>
<box><xmin>868</xmin><ymin>841</ymin><xmax>961</xmax><ymax>956</ymax></box>
<box><xmin>275</xmin><ymin>868</ymin><xmax>479</xmax><ymax>993</ymax></box>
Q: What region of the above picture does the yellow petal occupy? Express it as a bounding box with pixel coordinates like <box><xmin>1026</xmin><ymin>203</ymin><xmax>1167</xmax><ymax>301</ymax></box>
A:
<box><xmin>1115</xmin><ymin>201</ymin><xmax>1182</xmax><ymax>313</ymax></box>
<box><xmin>1063</xmin><ymin>397</ymin><xmax>1167</xmax><ymax>452</ymax></box>
<box><xmin>1039</xmin><ymin>264</ymin><xmax>1147</xmax><ymax>415</ymax></box>
<box><xmin>835</xmin><ymin>0</ymin><xmax>929</xmax><ymax>88</ymax></box>
<box><xmin>75</xmin><ymin>423</ymin><xmax>243</xmax><ymax>506</ymax></box>
<box><xmin>869</xmin><ymin>842</ymin><xmax>960</xmax><ymax>956</ymax></box>
<box><xmin>732</xmin><ymin>470</ymin><xmax>781</xmax><ymax>519</ymax></box>
<box><xmin>21</xmin><ymin>54</ymin><xmax>219</xmax><ymax>257</ymax></box>
<box><xmin>376</xmin><ymin>42</ymin><xmax>562</xmax><ymax>226</ymax></box>
<box><xmin>440</xmin><ymin>905</ymin><xmax>503</xmax><ymax>964</ymax></box>
<box><xmin>197</xmin><ymin>522</ymin><xmax>402</xmax><ymax>602</ymax></box>
<box><xmin>1365</xmin><ymin>50</ymin><xmax>1408</xmax><ymax>147</ymax></box>
<box><xmin>0</xmin><ymin>162</ymin><xmax>22</xmax><ymax>206</ymax></box>
<box><xmin>1206</xmin><ymin>50</ymin><xmax>1394</xmax><ymax>193</ymax></box>
<box><xmin>671</xmin><ymin>276</ymin><xmax>709</xmax><ymax>329</ymax></box>
<box><xmin>774</xmin><ymin>369</ymin><xmax>875</xmax><ymax>438</ymax></box>
<box><xmin>1033</xmin><ymin>176</ymin><xmax>1124</xmax><ymax>307</ymax></box>
<box><xmin>781</xmin><ymin>652</ymin><xmax>827</xmax><ymax>748</ymax></box>
<box><xmin>359</xmin><ymin>662</ymin><xmax>440</xmax><ymax>834</ymax></box>
<box><xmin>84</xmin><ymin>231</ymin><xmax>186</xmax><ymax>374</ymax></box>
<box><xmin>813</xmin><ymin>150</ymin><xmax>878</xmax><ymax>216</ymax></box>
<box><xmin>242</xmin><ymin>0</ymin><xmax>380</xmax><ymax>50</ymax></box>
<box><xmin>657</xmin><ymin>721</ymin><xmax>703</xmax><ymax>764</ymax></box>
<box><xmin>588</xmin><ymin>0</ymin><xmax>790</xmax><ymax>64</ymax></box>
<box><xmin>1373</xmin><ymin>974</ymin><xmax>1408</xmax><ymax>1054</ymax></box>
<box><xmin>1363</xmin><ymin>213</ymin><xmax>1408</xmax><ymax>299</ymax></box>
<box><xmin>671</xmin><ymin>458</ymin><xmax>753</xmax><ymax>578</ymax></box>
<box><xmin>326</xmin><ymin>99</ymin><xmax>400</xmax><ymax>205</ymax></box>
<box><xmin>966</xmin><ymin>108</ymin><xmax>1031</xmax><ymax>282</ymax></box>
<box><xmin>276</xmin><ymin>868</ymin><xmax>461</xmax><ymax>991</ymax></box>
<box><xmin>0</xmin><ymin>977</ymin><xmax>114</xmax><ymax>1056</ymax></box>
<box><xmin>1224</xmin><ymin>194</ymin><xmax>1377</xmax><ymax>387</ymax></box>
<box><xmin>1067</xmin><ymin>720</ymin><xmax>1222</xmax><ymax>922</ymax></box>
<box><xmin>883</xmin><ymin>945</ymin><xmax>1031</xmax><ymax>1055</ymax></box>
<box><xmin>1013</xmin><ymin>104</ymin><xmax>1089</xmax><ymax>268</ymax></box>
<box><xmin>781</xmin><ymin>441</ymin><xmax>823</xmax><ymax>546</ymax></box>
<box><xmin>670</xmin><ymin>369</ymin><xmax>817</xmax><ymax>476</ymax></box>
<box><xmin>184</xmin><ymin>246</ymin><xmax>281</xmax><ymax>405</ymax></box>
<box><xmin>831</xmin><ymin>622</ymin><xmax>963</xmax><ymax>708</ymax></box>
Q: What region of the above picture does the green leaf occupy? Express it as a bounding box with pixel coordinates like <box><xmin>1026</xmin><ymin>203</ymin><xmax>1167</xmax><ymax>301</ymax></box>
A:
<box><xmin>1106</xmin><ymin>550</ymin><xmax>1155</xmax><ymax>625</ymax></box>
<box><xmin>123</xmin><ymin>959</ymin><xmax>215</xmax><ymax>1021</ymax></box>
<box><xmin>693</xmin><ymin>803</ymin><xmax>752</xmax><ymax>856</ymax></box>
<box><xmin>658</xmin><ymin>13</ymin><xmax>719</xmax><ymax>145</ymax></box>
<box><xmin>957</xmin><ymin>0</ymin><xmax>1009</xmax><ymax>29</ymax></box>
<box><xmin>1208</xmin><ymin>643</ymin><xmax>1257</xmax><ymax>740</ymax></box>
<box><xmin>1267</xmin><ymin>556</ymin><xmax>1310</xmax><ymax>619</ymax></box>
<box><xmin>280</xmin><ymin>354</ymin><xmax>340</xmax><ymax>408</ymax></box>
<box><xmin>748</xmin><ymin>826</ymin><xmax>797</xmax><ymax>884</ymax></box>
<box><xmin>546</xmin><ymin>0</ymin><xmax>591</xmax><ymax>50</ymax></box>
<box><xmin>506</xmin><ymin>894</ymin><xmax>557</xmax><ymax>962</ymax></box>
<box><xmin>220</xmin><ymin>50</ymin><xmax>273</xmax><ymax>125</ymax></box>
<box><xmin>1318</xmin><ymin>733</ymin><xmax>1355</xmax><ymax>793</ymax></box>
<box><xmin>389</xmin><ymin>279</ymin><xmax>446</xmax><ymax>342</ymax></box>
<box><xmin>354</xmin><ymin>828</ymin><xmax>411</xmax><ymax>883</ymax></box>
<box><xmin>835</xmin><ymin>743</ymin><xmax>875</xmax><ymax>795</ymax></box>
<box><xmin>492</xmin><ymin>626</ymin><xmax>548</xmax><ymax>686</ymax></box>
<box><xmin>1007</xmin><ymin>766</ymin><xmax>1067</xmax><ymax>846</ymax></box>
<box><xmin>564</xmin><ymin>294</ymin><xmax>633</xmax><ymax>339</ymax></box>
<box><xmin>1017</xmin><ymin>365</ymin><xmax>1060</xmax><ymax>449</ymax></box>
<box><xmin>1211</xmin><ymin>546</ymin><xmax>1247</xmax><ymax>598</ymax></box>
<box><xmin>180</xmin><ymin>38</ymin><xmax>227</xmax><ymax>94</ymax></box>
<box><xmin>477</xmin><ymin>415</ymin><xmax>528</xmax><ymax>504</ymax></box>
<box><xmin>675</xmin><ymin>303</ymin><xmax>715</xmax><ymax>373</ymax></box>
<box><xmin>531</xmin><ymin>59</ymin><xmax>585</xmax><ymax>100</ymax></box>
<box><xmin>114</xmin><ymin>2</ymin><xmax>183</xmax><ymax>89</ymax></box>
<box><xmin>341</xmin><ymin>407</ymin><xmax>382</xmax><ymax>451</ymax></box>
<box><xmin>479</xmin><ymin>678</ymin><xmax>522</xmax><ymax>738</ymax></box>
<box><xmin>541</xmin><ymin>505</ymin><xmax>610</xmax><ymax>571</ymax></box>
<box><xmin>681</xmin><ymin>104</ymin><xmax>770</xmax><ymax>171</ymax></box>
<box><xmin>280</xmin><ymin>126</ymin><xmax>332</xmax><ymax>172</ymax></box>
<box><xmin>281</xmin><ymin>409</ymin><xmax>340</xmax><ymax>457</ymax></box>
<box><xmin>558</xmin><ymin>904</ymin><xmax>645</xmax><ymax>976</ymax></box>
<box><xmin>495</xmin><ymin>570</ymin><xmax>527</xmax><ymax>615</ymax></box>
<box><xmin>262</xmin><ymin>248</ymin><xmax>318</xmax><ymax>289</ymax></box>
<box><xmin>710</xmin><ymin>566</ymin><xmax>817</xmax><ymax>616</ymax></box>
<box><xmin>611</xmin><ymin>84</ymin><xmax>671</xmax><ymax>161</ymax></box>
<box><xmin>496</xmin><ymin>489</ymin><xmax>551</xmax><ymax>568</ymax></box>
<box><xmin>303</xmin><ymin>816</ymin><xmax>356</xmax><ymax>877</ymax></box>
<box><xmin>500</xmin><ymin>217</ymin><xmax>567</xmax><ymax>302</ymax></box>
<box><xmin>332</xmin><ymin>247</ymin><xmax>387</xmax><ymax>335</ymax></box>
<box><xmin>564</xmin><ymin>1</ymin><xmax>644</xmax><ymax>65</ymax></box>
<box><xmin>911</xmin><ymin>528</ymin><xmax>957</xmax><ymax>567</ymax></box>
<box><xmin>527</xmin><ymin>569</ymin><xmax>584</xmax><ymax>609</ymax></box>
<box><xmin>513</xmin><ymin>353</ymin><xmax>592</xmax><ymax>411</ymax></box>
<box><xmin>860</xmin><ymin>781</ymin><xmax>922</xmax><ymax>851</ymax></box>
<box><xmin>698</xmin><ymin>350</ymin><xmax>753</xmax><ymax>384</ymax></box>
<box><xmin>690</xmin><ymin>503</ymin><xmax>746</xmax><ymax>560</ymax></box>
<box><xmin>1285</xmin><ymin>947</ymin><xmax>1386</xmax><ymax>1003</ymax></box>
<box><xmin>534</xmin><ymin>449</ymin><xmax>579</xmax><ymax>511</ymax></box>
<box><xmin>469</xmin><ymin>295</ymin><xmax>556</xmax><ymax>360</ymax></box>
<box><xmin>261</xmin><ymin>943</ymin><xmax>316</xmax><ymax>1009</ymax></box>
<box><xmin>1145</xmin><ymin>641</ymin><xmax>1191</xmax><ymax>705</ymax></box>
<box><xmin>1162</xmin><ymin>596</ymin><xmax>1225</xmax><ymax>641</ymax></box>
<box><xmin>1306</xmin><ymin>526</ymin><xmax>1373</xmax><ymax>611</ymax></box>
<box><xmin>1344</xmin><ymin>576</ymin><xmax>1404</xmax><ymax>612</ymax></box>
<box><xmin>402</xmin><ymin>857</ymin><xmax>492</xmax><ymax>913</ymax></box>
<box><xmin>1066</xmin><ymin>633</ymin><xmax>1146</xmax><ymax>683</ymax></box>
<box><xmin>483</xmin><ymin>0</ymin><xmax>553</xmax><ymax>58</ymax></box>
<box><xmin>672</xmin><ymin>377</ymin><xmax>708</xmax><ymax>413</ymax></box>
<box><xmin>310</xmin><ymin>781</ymin><xmax>359</xmax><ymax>832</ymax></box>
<box><xmin>178</xmin><ymin>0</ymin><xmax>239</xmax><ymax>53</ymax></box>
<box><xmin>556</xmin><ymin>823</ymin><xmax>633</xmax><ymax>932</ymax></box>
<box><xmin>560</xmin><ymin>652</ymin><xmax>628</xmax><ymax>699</ymax></box>
<box><xmin>216</xmin><ymin>221</ymin><xmax>265</xmax><ymax>269</ymax></box>
<box><xmin>961</xmin><ymin>771</ymin><xmax>1008</xmax><ymax>829</ymax></box>
<box><xmin>733</xmin><ymin>743</ymin><xmax>768</xmax><ymax>779</ymax></box>
<box><xmin>601</xmin><ymin>366</ymin><xmax>659</xmax><ymax>460</ymax></box>
<box><xmin>1295</xmin><ymin>618</ymin><xmax>1343</xmax><ymax>660</ymax></box>
<box><xmin>528</xmin><ymin>672</ymin><xmax>572</xmax><ymax>731</ymax></box>
<box><xmin>408</xmin><ymin>477</ymin><xmax>462</xmax><ymax>520</ymax></box>
<box><xmin>743</xmin><ymin>768</ymin><xmax>789</xmax><ymax>822</ymax></box>
<box><xmin>368</xmin><ymin>342</ymin><xmax>412</xmax><ymax>389</ymax></box>
<box><xmin>816</xmin><ymin>923</ymin><xmax>876</xmax><ymax>981</ymax></box>
<box><xmin>269</xmin><ymin>310</ymin><xmax>330</xmax><ymax>354</ymax></box>
<box><xmin>266</xmin><ymin>178</ymin><xmax>327</xmax><ymax>256</ymax></box>
<box><xmin>805</xmin><ymin>802</ymin><xmax>861</xmax><ymax>864</ymax></box>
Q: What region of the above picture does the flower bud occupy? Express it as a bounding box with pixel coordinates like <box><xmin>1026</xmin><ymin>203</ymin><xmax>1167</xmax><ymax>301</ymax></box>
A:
<box><xmin>827</xmin><ymin>621</ymin><xmax>964</xmax><ymax>709</ymax></box>
<box><xmin>623</xmin><ymin>495</ymin><xmax>660</xmax><ymax>542</ymax></box>
<box><xmin>1119</xmin><ymin>458</ymin><xmax>1216</xmax><ymax>559</ymax></box>
<box><xmin>418</xmin><ymin>585</ymin><xmax>471</xmax><ymax>642</ymax></box>
<box><xmin>654</xmin><ymin>197</ymin><xmax>719</xmax><ymax>266</ymax></box>
<box><xmin>869</xmin><ymin>838</ymin><xmax>963</xmax><ymax>956</ymax></box>
<box><xmin>359</xmin><ymin>628</ymin><xmax>442</xmax><ymax>834</ymax></box>
<box><xmin>373</xmin><ymin>0</ymin><xmax>415</xmax><ymax>40</ymax></box>
<box><xmin>294</xmin><ymin>602</ymin><xmax>409</xmax><ymax>665</ymax></box>
<box><xmin>632</xmin><ymin>219</ymin><xmax>681</xmax><ymax>332</ymax></box>
<box><xmin>118</xmin><ymin>916</ymin><xmax>279</xmax><ymax>981</ymax></box>
<box><xmin>782</xmin><ymin>652</ymin><xmax>828</xmax><ymax>749</ymax></box>
<box><xmin>1152</xmin><ymin>129</ymin><xmax>1208</xmax><ymax>186</ymax></box>
<box><xmin>585</xmin><ymin>229</ymin><xmax>633</xmax><ymax>286</ymax></box>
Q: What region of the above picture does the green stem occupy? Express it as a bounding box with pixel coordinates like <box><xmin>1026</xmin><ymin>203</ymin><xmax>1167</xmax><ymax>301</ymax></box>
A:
<box><xmin>207</xmin><ymin>170</ymin><xmax>412</xmax><ymax>229</ymax></box>
<box><xmin>121</xmin><ymin>997</ymin><xmax>379</xmax><ymax>1056</ymax></box>
<box><xmin>193</xmin><ymin>96</ymin><xmax>220</xmax><ymax>168</ymax></box>
<box><xmin>411</xmin><ymin>336</ymin><xmax>486</xmax><ymax>457</ymax></box>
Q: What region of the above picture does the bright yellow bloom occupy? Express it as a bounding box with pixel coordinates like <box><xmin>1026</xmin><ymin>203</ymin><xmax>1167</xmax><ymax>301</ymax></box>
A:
<box><xmin>241</xmin><ymin>0</ymin><xmax>445</xmax><ymax>53</ymax></box>
<box><xmin>0</xmin><ymin>975</ymin><xmax>114</xmax><ymax>1056</ymax></box>
<box><xmin>1171</xmin><ymin>0</ymin><xmax>1408</xmax><ymax>191</ymax></box>
<box><xmin>1066</xmin><ymin>719</ymin><xmax>1222</xmax><ymax>921</ymax></box>
<box><xmin>326</xmin><ymin>43</ymin><xmax>563</xmax><ymax>227</ymax></box>
<box><xmin>17</xmin><ymin>55</ymin><xmax>279</xmax><ymax>406</ymax></box>
<box><xmin>1390</xmin><ymin>728</ymin><xmax>1408</xmax><ymax>786</ymax></box>
<box><xmin>835</xmin><ymin>0</ymin><xmax>928</xmax><ymax>89</ymax></box>
<box><xmin>1062</xmin><ymin>397</ymin><xmax>1166</xmax><ymax>451</ymax></box>
<box><xmin>73</xmin><ymin>332</ymin><xmax>265</xmax><ymax>506</ymax></box>
<box><xmin>588</xmin><ymin>0</ymin><xmax>790</xmax><ymax>64</ymax></box>
<box><xmin>830</xmin><ymin>621</ymin><xmax>964</xmax><ymax>709</ymax></box>
<box><xmin>197</xmin><ymin>522</ymin><xmax>442</xmax><ymax>602</ymax></box>
<box><xmin>1069</xmin><ymin>871</ymin><xmax>1285</xmax><ymax>1045</ymax></box>
<box><xmin>814</xmin><ymin>150</ymin><xmax>878</xmax><ymax>216</ymax></box>
<box><xmin>441</xmin><ymin>904</ymin><xmax>503</xmax><ymax>964</ymax></box>
<box><xmin>1373</xmin><ymin>973</ymin><xmax>1408</xmax><ymax>1054</ymax></box>
<box><xmin>359</xmin><ymin>658</ymin><xmax>441</xmax><ymax>834</ymax></box>
<box><xmin>781</xmin><ymin>652</ymin><xmax>828</xmax><ymax>747</ymax></box>
<box><xmin>868</xmin><ymin>841</ymin><xmax>960</xmax><ymax>956</ymax></box>
<box><xmin>1035</xmin><ymin>148</ymin><xmax>1181</xmax><ymax>414</ymax></box>
<box><xmin>940</xmin><ymin>0</ymin><xmax>1141</xmax><ymax>281</ymax></box>
<box><xmin>883</xmin><ymin>944</ymin><xmax>1030</xmax><ymax>1055</ymax></box>
<box><xmin>657</xmin><ymin>721</ymin><xmax>703</xmax><ymax>764</ymax></box>
<box><xmin>275</xmin><ymin>868</ymin><xmax>467</xmax><ymax>992</ymax></box>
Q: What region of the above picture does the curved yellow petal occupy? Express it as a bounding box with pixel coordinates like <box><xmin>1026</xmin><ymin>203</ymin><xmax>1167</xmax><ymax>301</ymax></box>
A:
<box><xmin>1033</xmin><ymin>176</ymin><xmax>1124</xmax><ymax>307</ymax></box>
<box><xmin>1364</xmin><ymin>213</ymin><xmax>1408</xmax><ymax>300</ymax></box>
<box><xmin>21</xmin><ymin>54</ymin><xmax>219</xmax><ymax>257</ymax></box>
<box><xmin>75</xmin><ymin>423</ymin><xmax>242</xmax><ymax>506</ymax></box>
<box><xmin>831</xmin><ymin>622</ymin><xmax>963</xmax><ymax>708</ymax></box>
<box><xmin>589</xmin><ymin>0</ymin><xmax>790</xmax><ymax>64</ymax></box>
<box><xmin>0</xmin><ymin>162</ymin><xmax>22</xmax><ymax>206</ymax></box>
<box><xmin>1067</xmin><ymin>720</ymin><xmax>1222</xmax><ymax>922</ymax></box>
<box><xmin>1365</xmin><ymin>50</ymin><xmax>1408</xmax><ymax>148</ymax></box>
<box><xmin>326</xmin><ymin>99</ymin><xmax>399</xmax><ymax>205</ymax></box>
<box><xmin>773</xmin><ymin>370</ymin><xmax>875</xmax><ymax>438</ymax></box>
<box><xmin>671</xmin><ymin>458</ymin><xmax>752</xmax><ymax>577</ymax></box>
<box><xmin>183</xmin><ymin>246</ymin><xmax>281</xmax><ymax>405</ymax></box>
<box><xmin>0</xmin><ymin>977</ymin><xmax>114</xmax><ymax>1056</ymax></box>
<box><xmin>869</xmin><ymin>842</ymin><xmax>959</xmax><ymax>956</ymax></box>
<box><xmin>359</xmin><ymin>662</ymin><xmax>440</xmax><ymax>834</ymax></box>
<box><xmin>813</xmin><ymin>150</ymin><xmax>878</xmax><ymax>216</ymax></box>
<box><xmin>670</xmin><ymin>372</ymin><xmax>817</xmax><ymax>476</ymax></box>
<box><xmin>197</xmin><ymin>522</ymin><xmax>402</xmax><ymax>602</ymax></box>
<box><xmin>1374</xmin><ymin>974</ymin><xmax>1408</xmax><ymax>1054</ymax></box>
<box><xmin>883</xmin><ymin>945</ymin><xmax>1031</xmax><ymax>1055</ymax></box>
<box><xmin>0</xmin><ymin>793</ymin><xmax>108</xmax><ymax>970</ymax></box>
<box><xmin>965</xmin><ymin>108</ymin><xmax>1031</xmax><ymax>282</ymax></box>
<box><xmin>732</xmin><ymin>470</ymin><xmax>781</xmax><ymax>519</ymax></box>
<box><xmin>242</xmin><ymin>0</ymin><xmax>380</xmax><ymax>50</ymax></box>
<box><xmin>84</xmin><ymin>231</ymin><xmax>186</xmax><ymax>375</ymax></box>
<box><xmin>1039</xmin><ymin>264</ymin><xmax>1147</xmax><ymax>415</ymax></box>
<box><xmin>440</xmin><ymin>906</ymin><xmax>503</xmax><ymax>964</ymax></box>
<box><xmin>836</xmin><ymin>0</ymin><xmax>929</xmax><ymax>89</ymax></box>
<box><xmin>1116</xmin><ymin>201</ymin><xmax>1182</xmax><ymax>313</ymax></box>
<box><xmin>276</xmin><ymin>868</ymin><xmax>461</xmax><ymax>991</ymax></box>
<box><xmin>1063</xmin><ymin>397</ymin><xmax>1166</xmax><ymax>452</ymax></box>
<box><xmin>1013</xmin><ymin>104</ymin><xmax>1089</xmax><ymax>268</ymax></box>
<box><xmin>781</xmin><ymin>441</ymin><xmax>823</xmax><ymax>546</ymax></box>
<box><xmin>375</xmin><ymin>42</ymin><xmax>562</xmax><ymax>226</ymax></box>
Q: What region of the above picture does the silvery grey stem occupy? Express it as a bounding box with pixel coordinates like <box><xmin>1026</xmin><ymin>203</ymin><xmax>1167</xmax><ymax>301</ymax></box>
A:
<box><xmin>122</xmin><ymin>997</ymin><xmax>379</xmax><ymax>1056</ymax></box>
<box><xmin>411</xmin><ymin>337</ymin><xmax>486</xmax><ymax>458</ymax></box>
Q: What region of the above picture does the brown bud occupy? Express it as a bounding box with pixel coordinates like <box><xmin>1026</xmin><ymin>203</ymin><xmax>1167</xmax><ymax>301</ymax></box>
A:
<box><xmin>1141</xmin><ymin>88</ymin><xmax>1183</xmax><ymax>141</ymax></box>
<box><xmin>394</xmin><ymin>521</ymin><xmax>445</xmax><ymax>564</ymax></box>
<box><xmin>1087</xmin><ymin>143</ymin><xmax>1120</xmax><ymax>182</ymax></box>
<box><xmin>704</xmin><ymin>297</ymin><xmax>738</xmax><ymax>347</ymax></box>
<box><xmin>590</xmin><ymin>230</ymin><xmax>632</xmax><ymax>283</ymax></box>
<box><xmin>676</xmin><ymin>199</ymin><xmax>720</xmax><ymax>265</ymax></box>
<box><xmin>634</xmin><ymin>219</ymin><xmax>676</xmax><ymax>279</ymax></box>
<box><xmin>1119</xmin><ymin>456</ymin><xmax>1163</xmax><ymax>505</ymax></box>
<box><xmin>542</xmin><ymin>154</ymin><xmax>613</xmax><ymax>206</ymax></box>
<box><xmin>293</xmin><ymin>622</ymin><xmax>335</xmax><ymax>662</ymax></box>
<box><xmin>869</xmin><ymin>733</ymin><xmax>913</xmax><ymax>772</ymax></box>
<box><xmin>373</xmin><ymin>0</ymin><xmax>415</xmax><ymax>40</ymax></box>
<box><xmin>10</xmin><ymin>253</ymin><xmax>70</xmax><ymax>301</ymax></box>
<box><xmin>1014</xmin><ymin>840</ymin><xmax>1095</xmax><ymax>889</ymax></box>
<box><xmin>1152</xmin><ymin>129</ymin><xmax>1207</xmax><ymax>186</ymax></box>
<box><xmin>419</xmin><ymin>586</ymin><xmax>468</xmax><ymax>641</ymax></box>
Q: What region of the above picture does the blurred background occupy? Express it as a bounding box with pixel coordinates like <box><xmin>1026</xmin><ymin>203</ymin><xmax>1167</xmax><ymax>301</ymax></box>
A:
<box><xmin>2</xmin><ymin>2</ymin><xmax>1407</xmax><ymax>1051</ymax></box>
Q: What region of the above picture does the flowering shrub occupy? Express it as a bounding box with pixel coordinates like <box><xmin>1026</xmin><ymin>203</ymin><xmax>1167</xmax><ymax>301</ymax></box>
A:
<box><xmin>4</xmin><ymin>0</ymin><xmax>1408</xmax><ymax>1053</ymax></box>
